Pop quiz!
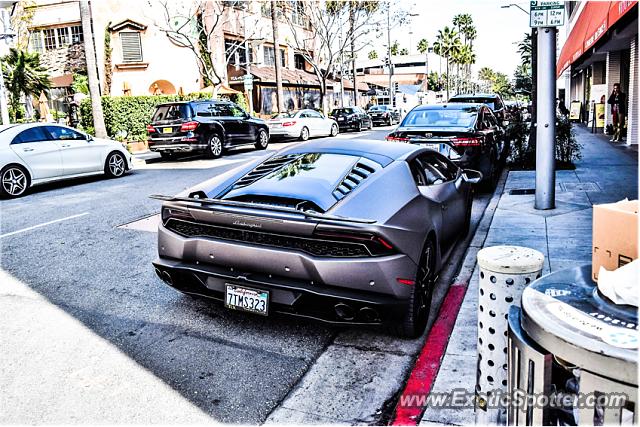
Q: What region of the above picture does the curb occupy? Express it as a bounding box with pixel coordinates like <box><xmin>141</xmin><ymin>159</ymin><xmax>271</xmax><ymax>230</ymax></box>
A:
<box><xmin>390</xmin><ymin>169</ymin><xmax>508</xmax><ymax>426</ymax></box>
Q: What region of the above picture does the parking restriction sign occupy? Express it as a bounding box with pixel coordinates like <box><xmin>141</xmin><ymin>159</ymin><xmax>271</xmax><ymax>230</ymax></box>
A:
<box><xmin>530</xmin><ymin>1</ymin><xmax>565</xmax><ymax>27</ymax></box>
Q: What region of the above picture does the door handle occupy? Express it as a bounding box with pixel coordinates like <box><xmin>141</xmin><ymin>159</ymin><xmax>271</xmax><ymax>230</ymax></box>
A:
<box><xmin>22</xmin><ymin>147</ymin><xmax>34</xmax><ymax>152</ymax></box>
<box><xmin>61</xmin><ymin>144</ymin><xmax>71</xmax><ymax>148</ymax></box>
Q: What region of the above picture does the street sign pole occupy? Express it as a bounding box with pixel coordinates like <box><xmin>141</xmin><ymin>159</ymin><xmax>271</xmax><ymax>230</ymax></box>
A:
<box><xmin>530</xmin><ymin>1</ymin><xmax>564</xmax><ymax>210</ymax></box>
<box><xmin>535</xmin><ymin>26</ymin><xmax>556</xmax><ymax>210</ymax></box>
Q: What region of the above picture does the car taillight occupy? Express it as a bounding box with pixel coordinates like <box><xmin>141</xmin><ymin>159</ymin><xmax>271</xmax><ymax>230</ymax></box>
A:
<box><xmin>161</xmin><ymin>207</ymin><xmax>194</xmax><ymax>224</ymax></box>
<box><xmin>313</xmin><ymin>230</ymin><xmax>395</xmax><ymax>256</ymax></box>
<box><xmin>386</xmin><ymin>135</ymin><xmax>409</xmax><ymax>142</ymax></box>
<box><xmin>146</xmin><ymin>124</ymin><xmax>156</xmax><ymax>133</ymax></box>
<box><xmin>282</xmin><ymin>121</ymin><xmax>297</xmax><ymax>127</ymax></box>
<box><xmin>180</xmin><ymin>121</ymin><xmax>199</xmax><ymax>132</ymax></box>
<box><xmin>452</xmin><ymin>137</ymin><xmax>482</xmax><ymax>147</ymax></box>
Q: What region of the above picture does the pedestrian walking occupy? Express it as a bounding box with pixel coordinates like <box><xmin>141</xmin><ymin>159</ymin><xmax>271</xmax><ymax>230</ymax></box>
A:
<box><xmin>607</xmin><ymin>83</ymin><xmax>626</xmax><ymax>142</ymax></box>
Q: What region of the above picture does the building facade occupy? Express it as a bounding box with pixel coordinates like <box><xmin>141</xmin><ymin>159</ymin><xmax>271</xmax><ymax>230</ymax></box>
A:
<box><xmin>557</xmin><ymin>1</ymin><xmax>638</xmax><ymax>145</ymax></box>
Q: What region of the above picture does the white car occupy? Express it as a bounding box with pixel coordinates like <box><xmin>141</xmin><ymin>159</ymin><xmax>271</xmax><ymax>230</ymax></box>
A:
<box><xmin>267</xmin><ymin>109</ymin><xmax>339</xmax><ymax>141</ymax></box>
<box><xmin>0</xmin><ymin>123</ymin><xmax>133</xmax><ymax>198</ymax></box>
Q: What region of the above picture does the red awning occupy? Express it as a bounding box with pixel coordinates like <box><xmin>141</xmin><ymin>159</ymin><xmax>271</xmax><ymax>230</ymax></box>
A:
<box><xmin>556</xmin><ymin>1</ymin><xmax>637</xmax><ymax>77</ymax></box>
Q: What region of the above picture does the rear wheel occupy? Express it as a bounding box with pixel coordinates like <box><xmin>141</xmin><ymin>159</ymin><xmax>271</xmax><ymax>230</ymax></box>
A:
<box><xmin>330</xmin><ymin>123</ymin><xmax>339</xmax><ymax>136</ymax></box>
<box><xmin>255</xmin><ymin>128</ymin><xmax>269</xmax><ymax>150</ymax></box>
<box><xmin>461</xmin><ymin>191</ymin><xmax>473</xmax><ymax>236</ymax></box>
<box><xmin>206</xmin><ymin>133</ymin><xmax>223</xmax><ymax>158</ymax></box>
<box><xmin>392</xmin><ymin>238</ymin><xmax>436</xmax><ymax>338</ymax></box>
<box><xmin>0</xmin><ymin>165</ymin><xmax>29</xmax><ymax>198</ymax></box>
<box><xmin>299</xmin><ymin>126</ymin><xmax>310</xmax><ymax>141</ymax></box>
<box><xmin>356</xmin><ymin>121</ymin><xmax>362</xmax><ymax>132</ymax></box>
<box><xmin>105</xmin><ymin>152</ymin><xmax>126</xmax><ymax>178</ymax></box>
<box><xmin>480</xmin><ymin>150</ymin><xmax>499</xmax><ymax>192</ymax></box>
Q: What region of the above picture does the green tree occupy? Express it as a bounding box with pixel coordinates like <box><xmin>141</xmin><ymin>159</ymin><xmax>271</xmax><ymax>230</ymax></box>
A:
<box><xmin>490</xmin><ymin>72</ymin><xmax>514</xmax><ymax>98</ymax></box>
<box><xmin>399</xmin><ymin>47</ymin><xmax>409</xmax><ymax>55</ymax></box>
<box><xmin>390</xmin><ymin>40</ymin><xmax>400</xmax><ymax>56</ymax></box>
<box><xmin>1</xmin><ymin>48</ymin><xmax>50</xmax><ymax>121</ymax></box>
<box><xmin>518</xmin><ymin>32</ymin><xmax>532</xmax><ymax>72</ymax></box>
<box><xmin>433</xmin><ymin>26</ymin><xmax>461</xmax><ymax>98</ymax></box>
<box><xmin>417</xmin><ymin>38</ymin><xmax>429</xmax><ymax>54</ymax></box>
<box><xmin>368</xmin><ymin>50</ymin><xmax>378</xmax><ymax>59</ymax></box>
<box><xmin>514</xmin><ymin>63</ymin><xmax>532</xmax><ymax>97</ymax></box>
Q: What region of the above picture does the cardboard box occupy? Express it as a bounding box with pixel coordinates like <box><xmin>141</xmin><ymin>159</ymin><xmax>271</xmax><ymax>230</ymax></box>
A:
<box><xmin>592</xmin><ymin>199</ymin><xmax>638</xmax><ymax>282</ymax></box>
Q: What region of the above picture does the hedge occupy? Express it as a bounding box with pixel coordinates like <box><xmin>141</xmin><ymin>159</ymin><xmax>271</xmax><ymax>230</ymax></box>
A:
<box><xmin>80</xmin><ymin>93</ymin><xmax>214</xmax><ymax>142</ymax></box>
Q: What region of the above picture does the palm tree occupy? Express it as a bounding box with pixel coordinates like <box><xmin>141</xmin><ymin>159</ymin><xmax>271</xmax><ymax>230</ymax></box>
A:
<box><xmin>1</xmin><ymin>48</ymin><xmax>50</xmax><ymax>121</ymax></box>
<box><xmin>452</xmin><ymin>14</ymin><xmax>476</xmax><ymax>93</ymax></box>
<box><xmin>478</xmin><ymin>67</ymin><xmax>495</xmax><ymax>92</ymax></box>
<box><xmin>433</xmin><ymin>26</ymin><xmax>461</xmax><ymax>98</ymax></box>
<box><xmin>79</xmin><ymin>0</ymin><xmax>107</xmax><ymax>138</ymax></box>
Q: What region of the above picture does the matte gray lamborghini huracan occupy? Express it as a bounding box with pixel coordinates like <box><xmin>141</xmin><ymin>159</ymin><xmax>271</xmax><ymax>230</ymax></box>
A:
<box><xmin>151</xmin><ymin>140</ymin><xmax>481</xmax><ymax>337</ymax></box>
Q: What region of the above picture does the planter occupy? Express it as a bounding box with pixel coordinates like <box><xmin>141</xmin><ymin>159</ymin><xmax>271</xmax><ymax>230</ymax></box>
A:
<box><xmin>126</xmin><ymin>141</ymin><xmax>148</xmax><ymax>153</ymax></box>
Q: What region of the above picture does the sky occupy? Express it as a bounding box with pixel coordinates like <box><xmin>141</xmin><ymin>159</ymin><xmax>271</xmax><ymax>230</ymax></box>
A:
<box><xmin>366</xmin><ymin>0</ymin><xmax>533</xmax><ymax>78</ymax></box>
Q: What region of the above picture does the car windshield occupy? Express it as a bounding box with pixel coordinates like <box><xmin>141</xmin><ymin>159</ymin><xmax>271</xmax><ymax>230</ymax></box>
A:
<box><xmin>402</xmin><ymin>108</ymin><xmax>477</xmax><ymax>127</ymax></box>
<box><xmin>271</xmin><ymin>112</ymin><xmax>294</xmax><ymax>119</ymax></box>
<box><xmin>152</xmin><ymin>104</ymin><xmax>192</xmax><ymax>121</ymax></box>
<box><xmin>368</xmin><ymin>106</ymin><xmax>388</xmax><ymax>111</ymax></box>
<box><xmin>331</xmin><ymin>108</ymin><xmax>354</xmax><ymax>115</ymax></box>
<box><xmin>450</xmin><ymin>97</ymin><xmax>496</xmax><ymax>110</ymax></box>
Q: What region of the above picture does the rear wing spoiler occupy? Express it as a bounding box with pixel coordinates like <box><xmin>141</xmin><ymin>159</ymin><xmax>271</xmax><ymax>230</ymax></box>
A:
<box><xmin>149</xmin><ymin>193</ymin><xmax>376</xmax><ymax>224</ymax></box>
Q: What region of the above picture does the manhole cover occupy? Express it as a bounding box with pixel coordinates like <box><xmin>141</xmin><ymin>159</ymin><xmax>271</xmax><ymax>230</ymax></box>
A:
<box><xmin>559</xmin><ymin>182</ymin><xmax>601</xmax><ymax>192</ymax></box>
<box><xmin>509</xmin><ymin>188</ymin><xmax>536</xmax><ymax>195</ymax></box>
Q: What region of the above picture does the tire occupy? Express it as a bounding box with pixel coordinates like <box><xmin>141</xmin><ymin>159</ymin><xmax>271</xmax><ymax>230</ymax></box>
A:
<box><xmin>356</xmin><ymin>121</ymin><xmax>362</xmax><ymax>132</ymax></box>
<box><xmin>299</xmin><ymin>126</ymin><xmax>310</xmax><ymax>141</ymax></box>
<box><xmin>206</xmin><ymin>133</ymin><xmax>223</xmax><ymax>158</ymax></box>
<box><xmin>0</xmin><ymin>164</ymin><xmax>30</xmax><ymax>198</ymax></box>
<box><xmin>104</xmin><ymin>151</ymin><xmax>127</xmax><ymax>178</ymax></box>
<box><xmin>391</xmin><ymin>238</ymin><xmax>436</xmax><ymax>338</ymax></box>
<box><xmin>330</xmin><ymin>123</ymin><xmax>339</xmax><ymax>136</ymax></box>
<box><xmin>479</xmin><ymin>150</ymin><xmax>499</xmax><ymax>192</ymax></box>
<box><xmin>255</xmin><ymin>128</ymin><xmax>269</xmax><ymax>150</ymax></box>
<box><xmin>387</xmin><ymin>117</ymin><xmax>392</xmax><ymax>126</ymax></box>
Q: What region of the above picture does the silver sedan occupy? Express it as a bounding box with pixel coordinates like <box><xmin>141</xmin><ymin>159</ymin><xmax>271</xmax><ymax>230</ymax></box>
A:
<box><xmin>267</xmin><ymin>109</ymin><xmax>339</xmax><ymax>141</ymax></box>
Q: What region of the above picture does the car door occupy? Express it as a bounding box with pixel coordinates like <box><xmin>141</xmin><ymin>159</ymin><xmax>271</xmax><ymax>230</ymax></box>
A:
<box><xmin>46</xmin><ymin>125</ymin><xmax>102</xmax><ymax>175</ymax></box>
<box><xmin>417</xmin><ymin>153</ymin><xmax>465</xmax><ymax>243</ymax></box>
<box><xmin>10</xmin><ymin>126</ymin><xmax>63</xmax><ymax>180</ymax></box>
<box><xmin>217</xmin><ymin>103</ymin><xmax>253</xmax><ymax>145</ymax></box>
<box><xmin>306</xmin><ymin>110</ymin><xmax>327</xmax><ymax>136</ymax></box>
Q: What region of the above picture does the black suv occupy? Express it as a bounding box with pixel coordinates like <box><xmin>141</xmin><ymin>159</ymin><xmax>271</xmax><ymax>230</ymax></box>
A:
<box><xmin>448</xmin><ymin>93</ymin><xmax>509</xmax><ymax>124</ymax></box>
<box><xmin>147</xmin><ymin>100</ymin><xmax>269</xmax><ymax>159</ymax></box>
<box><xmin>367</xmin><ymin>104</ymin><xmax>401</xmax><ymax>126</ymax></box>
<box><xmin>329</xmin><ymin>106</ymin><xmax>372</xmax><ymax>132</ymax></box>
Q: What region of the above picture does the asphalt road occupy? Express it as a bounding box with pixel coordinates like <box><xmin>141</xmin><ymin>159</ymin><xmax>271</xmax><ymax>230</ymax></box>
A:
<box><xmin>0</xmin><ymin>126</ymin><xmax>492</xmax><ymax>423</ymax></box>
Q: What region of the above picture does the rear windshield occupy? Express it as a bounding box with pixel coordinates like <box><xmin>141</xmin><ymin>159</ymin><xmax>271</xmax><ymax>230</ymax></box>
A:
<box><xmin>263</xmin><ymin>153</ymin><xmax>358</xmax><ymax>185</ymax></box>
<box><xmin>331</xmin><ymin>108</ymin><xmax>354</xmax><ymax>115</ymax></box>
<box><xmin>402</xmin><ymin>108</ymin><xmax>477</xmax><ymax>128</ymax></box>
<box><xmin>368</xmin><ymin>106</ymin><xmax>389</xmax><ymax>111</ymax></box>
<box><xmin>450</xmin><ymin>97</ymin><xmax>496</xmax><ymax>110</ymax></box>
<box><xmin>152</xmin><ymin>104</ymin><xmax>192</xmax><ymax>121</ymax></box>
<box><xmin>271</xmin><ymin>112</ymin><xmax>294</xmax><ymax>119</ymax></box>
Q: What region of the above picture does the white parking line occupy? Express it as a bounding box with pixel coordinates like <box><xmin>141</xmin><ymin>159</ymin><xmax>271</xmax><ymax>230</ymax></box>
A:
<box><xmin>0</xmin><ymin>212</ymin><xmax>89</xmax><ymax>239</ymax></box>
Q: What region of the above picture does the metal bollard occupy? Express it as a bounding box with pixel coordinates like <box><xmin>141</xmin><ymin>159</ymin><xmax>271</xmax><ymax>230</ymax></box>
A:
<box><xmin>475</xmin><ymin>246</ymin><xmax>545</xmax><ymax>425</ymax></box>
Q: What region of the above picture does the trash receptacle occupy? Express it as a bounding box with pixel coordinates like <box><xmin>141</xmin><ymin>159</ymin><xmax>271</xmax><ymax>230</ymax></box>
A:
<box><xmin>475</xmin><ymin>245</ymin><xmax>545</xmax><ymax>424</ymax></box>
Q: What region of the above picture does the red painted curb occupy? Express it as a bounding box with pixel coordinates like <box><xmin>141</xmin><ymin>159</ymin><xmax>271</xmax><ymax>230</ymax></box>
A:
<box><xmin>390</xmin><ymin>282</ymin><xmax>469</xmax><ymax>426</ymax></box>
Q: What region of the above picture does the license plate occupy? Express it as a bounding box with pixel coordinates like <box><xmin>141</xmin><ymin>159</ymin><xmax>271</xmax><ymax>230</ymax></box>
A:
<box><xmin>423</xmin><ymin>143</ymin><xmax>441</xmax><ymax>152</ymax></box>
<box><xmin>338</xmin><ymin>117</ymin><xmax>345</xmax><ymax>121</ymax></box>
<box><xmin>162</xmin><ymin>127</ymin><xmax>173</xmax><ymax>134</ymax></box>
<box><xmin>225</xmin><ymin>284</ymin><xmax>269</xmax><ymax>316</ymax></box>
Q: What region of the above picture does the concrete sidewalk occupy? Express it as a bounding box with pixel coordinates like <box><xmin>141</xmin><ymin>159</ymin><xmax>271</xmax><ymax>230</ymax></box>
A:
<box><xmin>420</xmin><ymin>126</ymin><xmax>638</xmax><ymax>425</ymax></box>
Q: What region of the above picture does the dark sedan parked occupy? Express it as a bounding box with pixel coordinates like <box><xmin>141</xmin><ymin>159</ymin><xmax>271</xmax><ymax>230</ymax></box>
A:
<box><xmin>329</xmin><ymin>106</ymin><xmax>372</xmax><ymax>132</ymax></box>
<box><xmin>448</xmin><ymin>93</ymin><xmax>509</xmax><ymax>124</ymax></box>
<box><xmin>385</xmin><ymin>103</ymin><xmax>505</xmax><ymax>190</ymax></box>
<box><xmin>147</xmin><ymin>100</ymin><xmax>269</xmax><ymax>159</ymax></box>
<box><xmin>368</xmin><ymin>105</ymin><xmax>402</xmax><ymax>126</ymax></box>
<box><xmin>151</xmin><ymin>139</ymin><xmax>481</xmax><ymax>338</ymax></box>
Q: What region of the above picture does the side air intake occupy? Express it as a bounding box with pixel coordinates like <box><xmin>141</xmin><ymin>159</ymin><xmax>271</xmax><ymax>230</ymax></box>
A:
<box><xmin>333</xmin><ymin>158</ymin><xmax>379</xmax><ymax>200</ymax></box>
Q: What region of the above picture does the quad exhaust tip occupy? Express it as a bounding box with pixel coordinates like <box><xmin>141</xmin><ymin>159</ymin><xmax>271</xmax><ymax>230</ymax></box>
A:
<box><xmin>334</xmin><ymin>303</ymin><xmax>355</xmax><ymax>321</ymax></box>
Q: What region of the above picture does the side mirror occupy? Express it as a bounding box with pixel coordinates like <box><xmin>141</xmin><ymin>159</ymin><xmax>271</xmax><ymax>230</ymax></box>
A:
<box><xmin>462</xmin><ymin>169</ymin><xmax>483</xmax><ymax>185</ymax></box>
<box><xmin>87</xmin><ymin>134</ymin><xmax>94</xmax><ymax>142</ymax></box>
<box><xmin>502</xmin><ymin>120</ymin><xmax>510</xmax><ymax>127</ymax></box>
